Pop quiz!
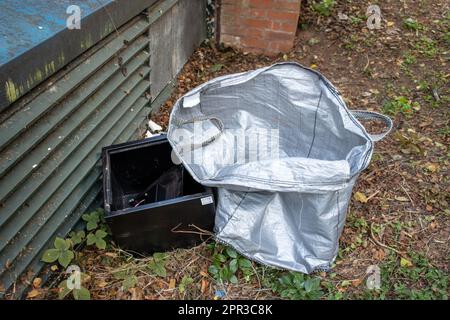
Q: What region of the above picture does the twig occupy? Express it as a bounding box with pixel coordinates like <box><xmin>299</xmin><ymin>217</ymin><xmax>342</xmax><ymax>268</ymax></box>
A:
<box><xmin>251</xmin><ymin>264</ymin><xmax>261</xmax><ymax>290</ymax></box>
<box><xmin>134</xmin><ymin>199</ymin><xmax>145</xmax><ymax>207</ymax></box>
<box><xmin>171</xmin><ymin>223</ymin><xmax>214</xmax><ymax>237</ymax></box>
<box><xmin>370</xmin><ymin>222</ymin><xmax>403</xmax><ymax>255</ymax></box>
<box><xmin>366</xmin><ymin>190</ymin><xmax>381</xmax><ymax>201</ymax></box>
<box><xmin>400</xmin><ymin>183</ymin><xmax>414</xmax><ymax>206</ymax></box>
<box><xmin>363</xmin><ymin>54</ymin><xmax>370</xmax><ymax>73</ymax></box>
<box><xmin>179</xmin><ymin>256</ymin><xmax>200</xmax><ymax>274</ymax></box>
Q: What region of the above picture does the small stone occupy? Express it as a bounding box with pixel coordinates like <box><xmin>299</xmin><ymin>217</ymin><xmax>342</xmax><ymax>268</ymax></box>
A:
<box><xmin>338</xmin><ymin>13</ymin><xmax>349</xmax><ymax>21</ymax></box>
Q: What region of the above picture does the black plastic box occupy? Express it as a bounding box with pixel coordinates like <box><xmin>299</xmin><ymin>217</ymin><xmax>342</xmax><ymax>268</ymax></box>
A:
<box><xmin>102</xmin><ymin>135</ymin><xmax>215</xmax><ymax>254</ymax></box>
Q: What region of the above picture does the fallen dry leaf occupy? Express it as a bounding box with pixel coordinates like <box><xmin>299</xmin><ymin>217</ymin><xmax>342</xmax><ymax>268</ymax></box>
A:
<box><xmin>32</xmin><ymin>277</ymin><xmax>42</xmax><ymax>288</ymax></box>
<box><xmin>429</xmin><ymin>221</ymin><xmax>439</xmax><ymax>229</ymax></box>
<box><xmin>200</xmin><ymin>279</ymin><xmax>208</xmax><ymax>294</ymax></box>
<box><xmin>27</xmin><ymin>289</ymin><xmax>41</xmax><ymax>299</ymax></box>
<box><xmin>105</xmin><ymin>252</ymin><xmax>118</xmax><ymax>258</ymax></box>
<box><xmin>352</xmin><ymin>279</ymin><xmax>363</xmax><ymax>287</ymax></box>
<box><xmin>395</xmin><ymin>196</ymin><xmax>409</xmax><ymax>202</ymax></box>
<box><xmin>424</xmin><ymin>163</ymin><xmax>438</xmax><ymax>173</ymax></box>
<box><xmin>129</xmin><ymin>287</ymin><xmax>143</xmax><ymax>300</ymax></box>
<box><xmin>354</xmin><ymin>191</ymin><xmax>368</xmax><ymax>203</ymax></box>
<box><xmin>169</xmin><ymin>278</ymin><xmax>176</xmax><ymax>289</ymax></box>
<box><xmin>400</xmin><ymin>257</ymin><xmax>413</xmax><ymax>268</ymax></box>
<box><xmin>373</xmin><ymin>248</ymin><xmax>386</xmax><ymax>261</ymax></box>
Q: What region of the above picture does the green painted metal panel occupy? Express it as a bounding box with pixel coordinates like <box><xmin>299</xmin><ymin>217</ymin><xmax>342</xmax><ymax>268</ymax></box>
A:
<box><xmin>0</xmin><ymin>11</ymin><xmax>152</xmax><ymax>297</ymax></box>
<box><xmin>0</xmin><ymin>16</ymin><xmax>150</xmax><ymax>150</ymax></box>
<box><xmin>0</xmin><ymin>74</ymin><xmax>151</xmax><ymax>255</ymax></box>
<box><xmin>0</xmin><ymin>35</ymin><xmax>149</xmax><ymax>182</ymax></box>
<box><xmin>147</xmin><ymin>0</ymin><xmax>178</xmax><ymax>25</ymax></box>
<box><xmin>0</xmin><ymin>0</ymin><xmax>206</xmax><ymax>298</ymax></box>
<box><xmin>0</xmin><ymin>97</ymin><xmax>151</xmax><ymax>292</ymax></box>
<box><xmin>0</xmin><ymin>52</ymin><xmax>150</xmax><ymax>203</ymax></box>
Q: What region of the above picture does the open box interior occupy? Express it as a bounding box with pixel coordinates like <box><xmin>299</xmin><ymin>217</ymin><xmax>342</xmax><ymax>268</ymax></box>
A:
<box><xmin>108</xmin><ymin>141</ymin><xmax>205</xmax><ymax>211</ymax></box>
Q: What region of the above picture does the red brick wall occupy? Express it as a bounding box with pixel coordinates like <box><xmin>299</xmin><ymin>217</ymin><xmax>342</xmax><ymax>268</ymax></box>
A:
<box><xmin>219</xmin><ymin>0</ymin><xmax>301</xmax><ymax>56</ymax></box>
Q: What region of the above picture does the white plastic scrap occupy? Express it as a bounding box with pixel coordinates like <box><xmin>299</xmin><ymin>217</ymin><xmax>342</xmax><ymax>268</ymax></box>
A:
<box><xmin>148</xmin><ymin>120</ymin><xmax>163</xmax><ymax>133</ymax></box>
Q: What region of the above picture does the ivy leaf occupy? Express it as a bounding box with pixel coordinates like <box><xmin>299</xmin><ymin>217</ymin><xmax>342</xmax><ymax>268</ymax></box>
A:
<box><xmin>148</xmin><ymin>260</ymin><xmax>166</xmax><ymax>277</ymax></box>
<box><xmin>42</xmin><ymin>249</ymin><xmax>60</xmax><ymax>263</ymax></box>
<box><xmin>225</xmin><ymin>247</ymin><xmax>237</xmax><ymax>259</ymax></box>
<box><xmin>210</xmin><ymin>64</ymin><xmax>224</xmax><ymax>72</ymax></box>
<box><xmin>229</xmin><ymin>275</ymin><xmax>238</xmax><ymax>284</ymax></box>
<box><xmin>179</xmin><ymin>276</ymin><xmax>194</xmax><ymax>294</ymax></box>
<box><xmin>69</xmin><ymin>231</ymin><xmax>85</xmax><ymax>245</ymax></box>
<box><xmin>82</xmin><ymin>212</ymin><xmax>100</xmax><ymax>231</ymax></box>
<box><xmin>229</xmin><ymin>259</ymin><xmax>238</xmax><ymax>274</ymax></box>
<box><xmin>73</xmin><ymin>287</ymin><xmax>91</xmax><ymax>300</ymax></box>
<box><xmin>122</xmin><ymin>275</ymin><xmax>137</xmax><ymax>291</ymax></box>
<box><xmin>54</xmin><ymin>237</ymin><xmax>69</xmax><ymax>250</ymax></box>
<box><xmin>279</xmin><ymin>275</ymin><xmax>293</xmax><ymax>286</ymax></box>
<box><xmin>292</xmin><ymin>273</ymin><xmax>305</xmax><ymax>289</ymax></box>
<box><xmin>86</xmin><ymin>230</ymin><xmax>108</xmax><ymax>249</ymax></box>
<box><xmin>304</xmin><ymin>279</ymin><xmax>315</xmax><ymax>293</ymax></box>
<box><xmin>86</xmin><ymin>220</ymin><xmax>98</xmax><ymax>231</ymax></box>
<box><xmin>95</xmin><ymin>229</ymin><xmax>107</xmax><ymax>238</ymax></box>
<box><xmin>58</xmin><ymin>280</ymin><xmax>72</xmax><ymax>300</ymax></box>
<box><xmin>214</xmin><ymin>254</ymin><xmax>227</xmax><ymax>263</ymax></box>
<box><xmin>208</xmin><ymin>265</ymin><xmax>219</xmax><ymax>275</ymax></box>
<box><xmin>220</xmin><ymin>266</ymin><xmax>230</xmax><ymax>280</ymax></box>
<box><xmin>238</xmin><ymin>258</ymin><xmax>252</xmax><ymax>269</ymax></box>
<box><xmin>58</xmin><ymin>250</ymin><xmax>74</xmax><ymax>268</ymax></box>
<box><xmin>153</xmin><ymin>252</ymin><xmax>167</xmax><ymax>262</ymax></box>
<box><xmin>113</xmin><ymin>270</ymin><xmax>127</xmax><ymax>280</ymax></box>
<box><xmin>147</xmin><ymin>252</ymin><xmax>168</xmax><ymax>277</ymax></box>
<box><xmin>96</xmin><ymin>238</ymin><xmax>107</xmax><ymax>250</ymax></box>
<box><xmin>94</xmin><ymin>230</ymin><xmax>107</xmax><ymax>249</ymax></box>
<box><xmin>96</xmin><ymin>208</ymin><xmax>106</xmax><ymax>223</ymax></box>
<box><xmin>86</xmin><ymin>233</ymin><xmax>95</xmax><ymax>246</ymax></box>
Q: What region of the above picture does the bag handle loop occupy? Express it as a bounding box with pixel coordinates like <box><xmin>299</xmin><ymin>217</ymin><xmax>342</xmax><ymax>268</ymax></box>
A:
<box><xmin>351</xmin><ymin>110</ymin><xmax>393</xmax><ymax>142</ymax></box>
<box><xmin>172</xmin><ymin>116</ymin><xmax>224</xmax><ymax>149</ymax></box>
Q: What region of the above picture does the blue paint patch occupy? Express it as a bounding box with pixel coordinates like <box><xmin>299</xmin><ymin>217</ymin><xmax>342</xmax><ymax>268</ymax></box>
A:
<box><xmin>0</xmin><ymin>0</ymin><xmax>113</xmax><ymax>66</ymax></box>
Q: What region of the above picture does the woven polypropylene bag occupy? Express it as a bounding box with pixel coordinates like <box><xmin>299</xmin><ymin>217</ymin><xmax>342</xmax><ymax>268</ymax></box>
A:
<box><xmin>167</xmin><ymin>62</ymin><xmax>392</xmax><ymax>273</ymax></box>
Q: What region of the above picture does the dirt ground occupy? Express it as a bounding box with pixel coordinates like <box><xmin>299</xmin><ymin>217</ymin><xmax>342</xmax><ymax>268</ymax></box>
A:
<box><xmin>31</xmin><ymin>0</ymin><xmax>448</xmax><ymax>300</ymax></box>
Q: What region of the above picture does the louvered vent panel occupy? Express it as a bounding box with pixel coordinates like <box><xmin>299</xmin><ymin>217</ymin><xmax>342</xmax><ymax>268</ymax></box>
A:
<box><xmin>0</xmin><ymin>13</ymin><xmax>152</xmax><ymax>295</ymax></box>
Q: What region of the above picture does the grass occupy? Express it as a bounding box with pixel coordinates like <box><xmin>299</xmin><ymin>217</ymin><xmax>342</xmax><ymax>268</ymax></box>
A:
<box><xmin>311</xmin><ymin>0</ymin><xmax>335</xmax><ymax>17</ymax></box>
<box><xmin>382</xmin><ymin>96</ymin><xmax>419</xmax><ymax>116</ymax></box>
<box><xmin>401</xmin><ymin>51</ymin><xmax>417</xmax><ymax>74</ymax></box>
<box><xmin>365</xmin><ymin>252</ymin><xmax>448</xmax><ymax>300</ymax></box>
<box><xmin>414</xmin><ymin>36</ymin><xmax>440</xmax><ymax>57</ymax></box>
<box><xmin>403</xmin><ymin>18</ymin><xmax>424</xmax><ymax>31</ymax></box>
